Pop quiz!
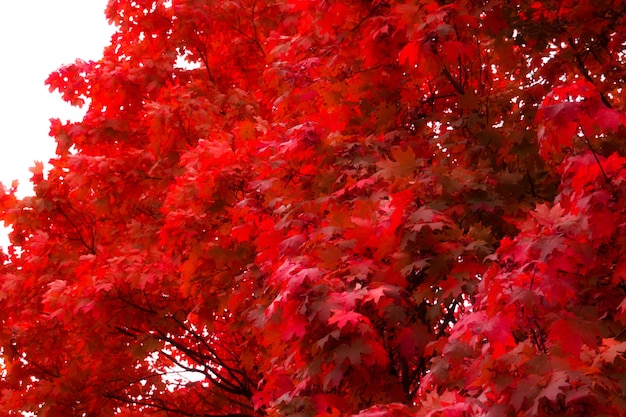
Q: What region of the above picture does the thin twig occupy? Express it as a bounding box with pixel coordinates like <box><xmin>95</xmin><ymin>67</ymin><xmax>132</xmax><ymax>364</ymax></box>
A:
<box><xmin>578</xmin><ymin>123</ymin><xmax>610</xmax><ymax>183</ymax></box>
<box><xmin>567</xmin><ymin>38</ymin><xmax>612</xmax><ymax>109</ymax></box>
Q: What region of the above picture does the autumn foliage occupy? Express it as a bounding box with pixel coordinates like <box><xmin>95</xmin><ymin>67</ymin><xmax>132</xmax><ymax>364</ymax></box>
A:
<box><xmin>1</xmin><ymin>0</ymin><xmax>626</xmax><ymax>415</ymax></box>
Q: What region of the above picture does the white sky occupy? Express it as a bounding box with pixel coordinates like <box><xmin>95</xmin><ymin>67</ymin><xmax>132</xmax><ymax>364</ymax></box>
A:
<box><xmin>0</xmin><ymin>0</ymin><xmax>114</xmax><ymax>249</ymax></box>
<box><xmin>0</xmin><ymin>0</ymin><xmax>113</xmax><ymax>191</ymax></box>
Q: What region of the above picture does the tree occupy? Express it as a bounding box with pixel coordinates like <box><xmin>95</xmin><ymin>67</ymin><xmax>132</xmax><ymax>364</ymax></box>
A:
<box><xmin>1</xmin><ymin>0</ymin><xmax>625</xmax><ymax>415</ymax></box>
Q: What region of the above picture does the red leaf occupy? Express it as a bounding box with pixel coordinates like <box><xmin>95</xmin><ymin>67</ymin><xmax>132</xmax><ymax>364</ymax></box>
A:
<box><xmin>548</xmin><ymin>318</ymin><xmax>582</xmax><ymax>357</ymax></box>
<box><xmin>399</xmin><ymin>41</ymin><xmax>420</xmax><ymax>67</ymax></box>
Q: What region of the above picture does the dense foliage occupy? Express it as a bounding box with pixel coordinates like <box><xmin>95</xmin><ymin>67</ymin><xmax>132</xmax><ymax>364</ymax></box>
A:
<box><xmin>1</xmin><ymin>0</ymin><xmax>625</xmax><ymax>415</ymax></box>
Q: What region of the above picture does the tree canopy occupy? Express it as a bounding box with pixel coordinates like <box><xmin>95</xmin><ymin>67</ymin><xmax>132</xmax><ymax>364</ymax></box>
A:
<box><xmin>1</xmin><ymin>0</ymin><xmax>625</xmax><ymax>416</ymax></box>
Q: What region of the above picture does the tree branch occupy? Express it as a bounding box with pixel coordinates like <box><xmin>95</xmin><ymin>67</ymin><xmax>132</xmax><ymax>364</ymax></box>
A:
<box><xmin>441</xmin><ymin>66</ymin><xmax>465</xmax><ymax>95</ymax></box>
<box><xmin>578</xmin><ymin>123</ymin><xmax>610</xmax><ymax>183</ymax></box>
<box><xmin>567</xmin><ymin>37</ymin><xmax>612</xmax><ymax>109</ymax></box>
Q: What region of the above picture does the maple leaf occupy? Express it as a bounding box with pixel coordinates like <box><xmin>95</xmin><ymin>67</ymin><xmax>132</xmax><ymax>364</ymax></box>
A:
<box><xmin>595</xmin><ymin>339</ymin><xmax>626</xmax><ymax>365</ymax></box>
<box><xmin>399</xmin><ymin>41</ymin><xmax>420</xmax><ymax>67</ymax></box>
<box><xmin>334</xmin><ymin>339</ymin><xmax>371</xmax><ymax>366</ymax></box>
<box><xmin>281</xmin><ymin>315</ymin><xmax>307</xmax><ymax>341</ymax></box>
<box><xmin>2</xmin><ymin>0</ymin><xmax>626</xmax><ymax>415</ymax></box>
<box><xmin>533</xmin><ymin>235</ymin><xmax>566</xmax><ymax>262</ymax></box>
<box><xmin>328</xmin><ymin>310</ymin><xmax>368</xmax><ymax>330</ymax></box>
<box><xmin>538</xmin><ymin>371</ymin><xmax>569</xmax><ymax>403</ymax></box>
<box><xmin>362</xmin><ymin>284</ymin><xmax>401</xmax><ymax>305</ymax></box>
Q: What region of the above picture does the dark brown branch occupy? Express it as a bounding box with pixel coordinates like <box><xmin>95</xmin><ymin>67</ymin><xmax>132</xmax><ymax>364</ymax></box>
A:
<box><xmin>191</xmin><ymin>23</ymin><xmax>215</xmax><ymax>84</ymax></box>
<box><xmin>154</xmin><ymin>329</ymin><xmax>251</xmax><ymax>398</ymax></box>
<box><xmin>230</xmin><ymin>4</ymin><xmax>266</xmax><ymax>57</ymax></box>
<box><xmin>169</xmin><ymin>315</ymin><xmax>250</xmax><ymax>384</ymax></box>
<box><xmin>104</xmin><ymin>392</ymin><xmax>254</xmax><ymax>417</ymax></box>
<box><xmin>114</xmin><ymin>325</ymin><xmax>139</xmax><ymax>339</ymax></box>
<box><xmin>343</xmin><ymin>64</ymin><xmax>386</xmax><ymax>80</ymax></box>
<box><xmin>419</xmin><ymin>93</ymin><xmax>457</xmax><ymax>105</ymax></box>
<box><xmin>578</xmin><ymin>123</ymin><xmax>610</xmax><ymax>183</ymax></box>
<box><xmin>567</xmin><ymin>37</ymin><xmax>612</xmax><ymax>109</ymax></box>
<box><xmin>351</xmin><ymin>2</ymin><xmax>389</xmax><ymax>32</ymax></box>
<box><xmin>116</xmin><ymin>291</ymin><xmax>158</xmax><ymax>315</ymax></box>
<box><xmin>437</xmin><ymin>298</ymin><xmax>459</xmax><ymax>338</ymax></box>
<box><xmin>55</xmin><ymin>202</ymin><xmax>96</xmax><ymax>254</ymax></box>
<box><xmin>441</xmin><ymin>66</ymin><xmax>465</xmax><ymax>95</ymax></box>
<box><xmin>27</xmin><ymin>358</ymin><xmax>60</xmax><ymax>379</ymax></box>
<box><xmin>158</xmin><ymin>347</ymin><xmax>246</xmax><ymax>397</ymax></box>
